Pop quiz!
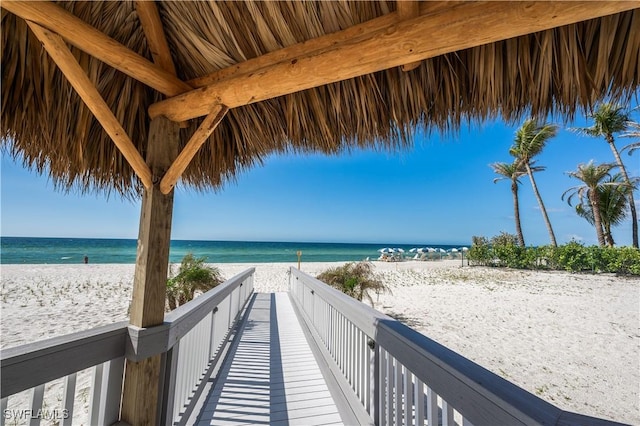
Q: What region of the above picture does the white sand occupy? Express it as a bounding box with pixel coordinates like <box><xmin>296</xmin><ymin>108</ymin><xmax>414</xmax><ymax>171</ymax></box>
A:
<box><xmin>1</xmin><ymin>261</ymin><xmax>638</xmax><ymax>424</ymax></box>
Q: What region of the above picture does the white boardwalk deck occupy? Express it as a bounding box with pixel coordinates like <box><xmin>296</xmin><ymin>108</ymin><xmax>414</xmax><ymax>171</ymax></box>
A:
<box><xmin>190</xmin><ymin>292</ymin><xmax>344</xmax><ymax>426</ymax></box>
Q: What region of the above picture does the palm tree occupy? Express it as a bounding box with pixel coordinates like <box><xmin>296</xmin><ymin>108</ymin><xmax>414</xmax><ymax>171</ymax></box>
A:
<box><xmin>574</xmin><ymin>103</ymin><xmax>638</xmax><ymax>248</ymax></box>
<box><xmin>562</xmin><ymin>162</ymin><xmax>618</xmax><ymax>246</ymax></box>
<box><xmin>491</xmin><ymin>160</ymin><xmax>543</xmax><ymax>247</ymax></box>
<box><xmin>510</xmin><ymin>119</ymin><xmax>559</xmax><ymax>246</ymax></box>
<box><xmin>621</xmin><ymin>120</ymin><xmax>640</xmax><ymax>156</ymax></box>
<box><xmin>574</xmin><ymin>173</ymin><xmax>629</xmax><ymax>246</ymax></box>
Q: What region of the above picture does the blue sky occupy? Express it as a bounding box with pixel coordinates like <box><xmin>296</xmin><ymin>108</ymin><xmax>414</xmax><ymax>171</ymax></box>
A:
<box><xmin>2</xmin><ymin>110</ymin><xmax>639</xmax><ymax>247</ymax></box>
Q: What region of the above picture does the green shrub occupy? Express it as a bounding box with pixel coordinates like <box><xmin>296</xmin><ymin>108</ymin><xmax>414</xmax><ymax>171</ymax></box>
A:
<box><xmin>468</xmin><ymin>236</ymin><xmax>492</xmax><ymax>266</ymax></box>
<box><xmin>166</xmin><ymin>253</ymin><xmax>224</xmax><ymax>310</ymax></box>
<box><xmin>467</xmin><ymin>235</ymin><xmax>639</xmax><ymax>275</ymax></box>
<box><xmin>316</xmin><ymin>261</ymin><xmax>390</xmax><ymax>305</ymax></box>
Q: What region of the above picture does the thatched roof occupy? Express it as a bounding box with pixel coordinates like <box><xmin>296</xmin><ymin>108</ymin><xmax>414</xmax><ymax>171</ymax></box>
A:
<box><xmin>2</xmin><ymin>1</ymin><xmax>639</xmax><ymax>197</ymax></box>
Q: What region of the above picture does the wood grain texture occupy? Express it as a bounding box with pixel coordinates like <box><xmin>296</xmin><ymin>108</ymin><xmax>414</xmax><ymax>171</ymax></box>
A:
<box><xmin>3</xmin><ymin>0</ymin><xmax>190</xmax><ymax>96</ymax></box>
<box><xmin>160</xmin><ymin>104</ymin><xmax>228</xmax><ymax>194</ymax></box>
<box><xmin>135</xmin><ymin>1</ymin><xmax>177</xmax><ymax>76</ymax></box>
<box><xmin>26</xmin><ymin>22</ymin><xmax>153</xmax><ymax>189</ymax></box>
<box><xmin>150</xmin><ymin>1</ymin><xmax>638</xmax><ymax>122</ymax></box>
<box><xmin>122</xmin><ymin>116</ymin><xmax>180</xmax><ymax>425</ymax></box>
<box><xmin>397</xmin><ymin>1</ymin><xmax>421</xmax><ymax>71</ymax></box>
<box><xmin>121</xmin><ymin>355</ymin><xmax>162</xmax><ymax>425</ymax></box>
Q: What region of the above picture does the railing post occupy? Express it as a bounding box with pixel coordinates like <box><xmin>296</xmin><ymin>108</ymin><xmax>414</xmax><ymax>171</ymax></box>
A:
<box><xmin>368</xmin><ymin>339</ymin><xmax>380</xmax><ymax>426</ymax></box>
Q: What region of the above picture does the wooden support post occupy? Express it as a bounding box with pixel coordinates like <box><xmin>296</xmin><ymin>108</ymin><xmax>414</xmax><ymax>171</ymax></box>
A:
<box><xmin>121</xmin><ymin>116</ymin><xmax>179</xmax><ymax>425</ymax></box>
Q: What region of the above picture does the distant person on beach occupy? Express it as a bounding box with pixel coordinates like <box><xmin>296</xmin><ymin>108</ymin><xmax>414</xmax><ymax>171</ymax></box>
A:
<box><xmin>84</xmin><ymin>255</ymin><xmax>89</xmax><ymax>264</ymax></box>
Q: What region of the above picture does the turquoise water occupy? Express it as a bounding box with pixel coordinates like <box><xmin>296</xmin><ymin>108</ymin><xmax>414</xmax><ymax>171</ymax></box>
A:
<box><xmin>0</xmin><ymin>237</ymin><xmax>464</xmax><ymax>264</ymax></box>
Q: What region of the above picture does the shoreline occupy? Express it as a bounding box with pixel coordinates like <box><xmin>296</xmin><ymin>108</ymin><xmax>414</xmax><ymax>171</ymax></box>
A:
<box><xmin>1</xmin><ymin>261</ymin><xmax>638</xmax><ymax>424</ymax></box>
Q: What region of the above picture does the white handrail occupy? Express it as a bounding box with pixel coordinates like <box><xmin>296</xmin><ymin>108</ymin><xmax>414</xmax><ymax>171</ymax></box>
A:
<box><xmin>1</xmin><ymin>268</ymin><xmax>255</xmax><ymax>426</ymax></box>
<box><xmin>289</xmin><ymin>267</ymin><xmax>625</xmax><ymax>426</ymax></box>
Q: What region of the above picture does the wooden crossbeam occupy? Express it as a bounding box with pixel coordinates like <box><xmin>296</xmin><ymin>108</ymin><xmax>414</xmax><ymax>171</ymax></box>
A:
<box><xmin>150</xmin><ymin>1</ymin><xmax>639</xmax><ymax>122</ymax></box>
<box><xmin>135</xmin><ymin>1</ymin><xmax>177</xmax><ymax>77</ymax></box>
<box><xmin>397</xmin><ymin>1</ymin><xmax>421</xmax><ymax>71</ymax></box>
<box><xmin>26</xmin><ymin>21</ymin><xmax>153</xmax><ymax>189</ymax></box>
<box><xmin>2</xmin><ymin>0</ymin><xmax>191</xmax><ymax>97</ymax></box>
<box><xmin>159</xmin><ymin>104</ymin><xmax>229</xmax><ymax>194</ymax></box>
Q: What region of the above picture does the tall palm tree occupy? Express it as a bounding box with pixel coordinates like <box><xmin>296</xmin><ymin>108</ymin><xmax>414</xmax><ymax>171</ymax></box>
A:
<box><xmin>491</xmin><ymin>160</ymin><xmax>543</xmax><ymax>247</ymax></box>
<box><xmin>562</xmin><ymin>161</ymin><xmax>618</xmax><ymax>246</ymax></box>
<box><xmin>575</xmin><ymin>173</ymin><xmax>629</xmax><ymax>246</ymax></box>
<box><xmin>575</xmin><ymin>103</ymin><xmax>638</xmax><ymax>248</ymax></box>
<box><xmin>510</xmin><ymin>119</ymin><xmax>559</xmax><ymax>246</ymax></box>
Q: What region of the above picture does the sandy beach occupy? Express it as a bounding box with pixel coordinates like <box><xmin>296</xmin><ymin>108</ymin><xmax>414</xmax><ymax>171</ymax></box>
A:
<box><xmin>1</xmin><ymin>260</ymin><xmax>638</xmax><ymax>424</ymax></box>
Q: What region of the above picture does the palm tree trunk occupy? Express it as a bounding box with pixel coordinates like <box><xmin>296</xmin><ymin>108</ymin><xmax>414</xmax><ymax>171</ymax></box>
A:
<box><xmin>590</xmin><ymin>192</ymin><xmax>607</xmax><ymax>246</ymax></box>
<box><xmin>525</xmin><ymin>162</ymin><xmax>557</xmax><ymax>246</ymax></box>
<box><xmin>607</xmin><ymin>136</ymin><xmax>639</xmax><ymax>248</ymax></box>
<box><xmin>512</xmin><ymin>181</ymin><xmax>525</xmax><ymax>247</ymax></box>
<box><xmin>604</xmin><ymin>222</ymin><xmax>615</xmax><ymax>247</ymax></box>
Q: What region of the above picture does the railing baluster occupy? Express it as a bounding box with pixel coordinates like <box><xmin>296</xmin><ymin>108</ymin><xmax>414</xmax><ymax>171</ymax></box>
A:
<box><xmin>395</xmin><ymin>359</ymin><xmax>402</xmax><ymax>426</ymax></box>
<box><xmin>88</xmin><ymin>364</ymin><xmax>103</xmax><ymax>426</ymax></box>
<box><xmin>426</xmin><ymin>386</ymin><xmax>438</xmax><ymax>426</ymax></box>
<box><xmin>61</xmin><ymin>373</ymin><xmax>76</xmax><ymax>426</ymax></box>
<box><xmin>415</xmin><ymin>378</ymin><xmax>424</xmax><ymax>426</ymax></box>
<box><xmin>404</xmin><ymin>367</ymin><xmax>413</xmax><ymax>426</ymax></box>
<box><xmin>0</xmin><ymin>397</ymin><xmax>7</xmax><ymax>426</ymax></box>
<box><xmin>162</xmin><ymin>342</ymin><xmax>180</xmax><ymax>426</ymax></box>
<box><xmin>98</xmin><ymin>357</ymin><xmax>125</xmax><ymax>425</ymax></box>
<box><xmin>384</xmin><ymin>350</ymin><xmax>393</xmax><ymax>425</ymax></box>
<box><xmin>29</xmin><ymin>384</ymin><xmax>45</xmax><ymax>426</ymax></box>
<box><xmin>442</xmin><ymin>399</ymin><xmax>455</xmax><ymax>426</ymax></box>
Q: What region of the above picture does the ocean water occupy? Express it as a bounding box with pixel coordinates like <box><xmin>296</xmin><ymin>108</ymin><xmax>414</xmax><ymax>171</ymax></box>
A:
<box><xmin>0</xmin><ymin>237</ymin><xmax>463</xmax><ymax>264</ymax></box>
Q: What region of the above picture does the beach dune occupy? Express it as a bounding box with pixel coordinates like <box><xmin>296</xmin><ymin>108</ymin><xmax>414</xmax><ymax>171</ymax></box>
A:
<box><xmin>1</xmin><ymin>261</ymin><xmax>638</xmax><ymax>424</ymax></box>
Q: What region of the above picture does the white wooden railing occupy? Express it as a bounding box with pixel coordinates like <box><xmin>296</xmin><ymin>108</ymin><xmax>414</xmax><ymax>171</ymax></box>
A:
<box><xmin>1</xmin><ymin>268</ymin><xmax>254</xmax><ymax>426</ymax></box>
<box><xmin>289</xmin><ymin>267</ymin><xmax>627</xmax><ymax>426</ymax></box>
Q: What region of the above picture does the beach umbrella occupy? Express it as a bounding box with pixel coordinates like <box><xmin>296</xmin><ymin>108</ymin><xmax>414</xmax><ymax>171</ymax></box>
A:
<box><xmin>378</xmin><ymin>247</ymin><xmax>394</xmax><ymax>254</ymax></box>
<box><xmin>395</xmin><ymin>248</ymin><xmax>405</xmax><ymax>253</ymax></box>
<box><xmin>409</xmin><ymin>248</ymin><xmax>418</xmax><ymax>253</ymax></box>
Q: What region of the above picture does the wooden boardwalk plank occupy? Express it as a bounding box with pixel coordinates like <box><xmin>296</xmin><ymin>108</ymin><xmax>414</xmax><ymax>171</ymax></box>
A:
<box><xmin>190</xmin><ymin>292</ymin><xmax>345</xmax><ymax>426</ymax></box>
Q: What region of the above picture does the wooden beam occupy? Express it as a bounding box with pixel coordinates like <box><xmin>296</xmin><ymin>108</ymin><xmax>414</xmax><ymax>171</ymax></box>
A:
<box><xmin>2</xmin><ymin>0</ymin><xmax>191</xmax><ymax>97</ymax></box>
<box><xmin>26</xmin><ymin>22</ymin><xmax>153</xmax><ymax>189</ymax></box>
<box><xmin>135</xmin><ymin>1</ymin><xmax>177</xmax><ymax>77</ymax></box>
<box><xmin>397</xmin><ymin>1</ymin><xmax>421</xmax><ymax>71</ymax></box>
<box><xmin>121</xmin><ymin>116</ymin><xmax>180</xmax><ymax>425</ymax></box>
<box><xmin>149</xmin><ymin>1</ymin><xmax>638</xmax><ymax>122</ymax></box>
<box><xmin>186</xmin><ymin>2</ymin><xmax>452</xmax><ymax>89</ymax></box>
<box><xmin>160</xmin><ymin>104</ymin><xmax>229</xmax><ymax>194</ymax></box>
<box><xmin>135</xmin><ymin>0</ymin><xmax>191</xmax><ymax>130</ymax></box>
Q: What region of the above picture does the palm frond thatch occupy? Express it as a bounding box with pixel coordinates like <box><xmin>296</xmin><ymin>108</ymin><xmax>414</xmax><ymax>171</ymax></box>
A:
<box><xmin>2</xmin><ymin>2</ymin><xmax>639</xmax><ymax>196</ymax></box>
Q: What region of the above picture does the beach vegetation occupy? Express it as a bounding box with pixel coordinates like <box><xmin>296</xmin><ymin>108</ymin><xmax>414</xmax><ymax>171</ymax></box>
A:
<box><xmin>316</xmin><ymin>261</ymin><xmax>390</xmax><ymax>306</ymax></box>
<box><xmin>490</xmin><ymin>161</ymin><xmax>534</xmax><ymax>247</ymax></box>
<box><xmin>467</xmin><ymin>234</ymin><xmax>640</xmax><ymax>275</ymax></box>
<box><xmin>510</xmin><ymin>119</ymin><xmax>559</xmax><ymax>247</ymax></box>
<box><xmin>573</xmin><ymin>174</ymin><xmax>629</xmax><ymax>247</ymax></box>
<box><xmin>166</xmin><ymin>253</ymin><xmax>224</xmax><ymax>311</ymax></box>
<box><xmin>562</xmin><ymin>161</ymin><xmax>621</xmax><ymax>247</ymax></box>
<box><xmin>621</xmin><ymin>119</ymin><xmax>640</xmax><ymax>155</ymax></box>
<box><xmin>572</xmin><ymin>103</ymin><xmax>638</xmax><ymax>248</ymax></box>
